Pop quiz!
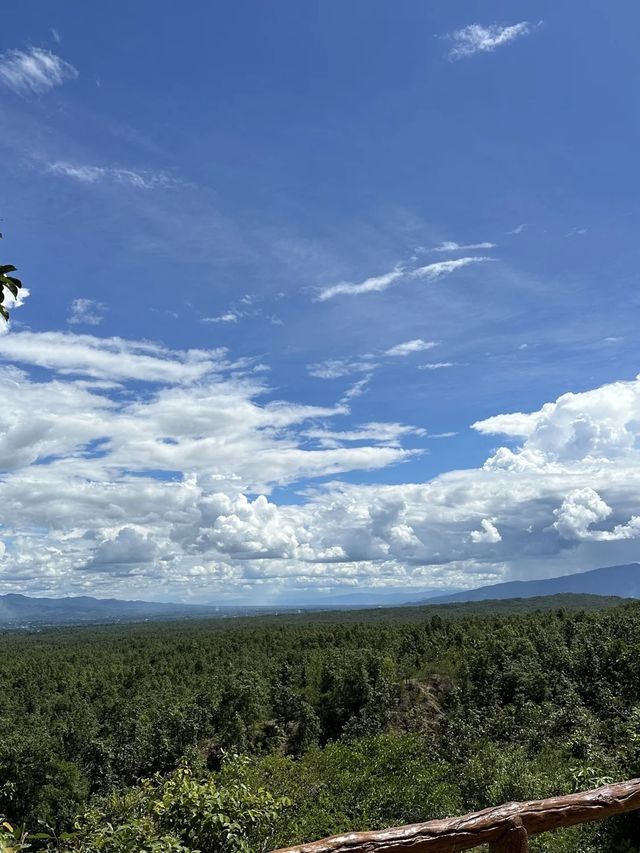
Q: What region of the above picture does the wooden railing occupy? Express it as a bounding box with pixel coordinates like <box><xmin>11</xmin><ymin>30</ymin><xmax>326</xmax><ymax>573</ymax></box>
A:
<box><xmin>271</xmin><ymin>777</ymin><xmax>640</xmax><ymax>853</ymax></box>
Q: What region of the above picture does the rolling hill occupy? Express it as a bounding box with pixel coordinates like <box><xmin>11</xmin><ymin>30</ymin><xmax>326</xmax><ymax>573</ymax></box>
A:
<box><xmin>0</xmin><ymin>593</ymin><xmax>257</xmax><ymax>626</ymax></box>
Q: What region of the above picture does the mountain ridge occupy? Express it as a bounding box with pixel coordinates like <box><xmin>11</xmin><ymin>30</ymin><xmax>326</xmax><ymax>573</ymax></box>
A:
<box><xmin>419</xmin><ymin>562</ymin><xmax>640</xmax><ymax>605</ymax></box>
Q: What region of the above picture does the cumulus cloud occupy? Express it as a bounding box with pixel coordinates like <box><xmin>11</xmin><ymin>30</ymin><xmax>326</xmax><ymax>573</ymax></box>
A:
<box><xmin>67</xmin><ymin>298</ymin><xmax>107</xmax><ymax>326</ymax></box>
<box><xmin>470</xmin><ymin>519</ymin><xmax>502</xmax><ymax>544</ymax></box>
<box><xmin>316</xmin><ymin>257</ymin><xmax>491</xmax><ymax>301</ymax></box>
<box><xmin>85</xmin><ymin>527</ymin><xmax>159</xmax><ymax>572</ymax></box>
<box><xmin>385</xmin><ymin>339</ymin><xmax>437</xmax><ymax>357</ymax></box>
<box><xmin>475</xmin><ymin>377</ymin><xmax>640</xmax><ymax>466</ymax></box>
<box><xmin>2</xmin><ymin>335</ymin><xmax>640</xmax><ymax>601</ymax></box>
<box><xmin>447</xmin><ymin>22</ymin><xmax>540</xmax><ymax>60</ymax></box>
<box><xmin>0</xmin><ymin>47</ymin><xmax>77</xmax><ymax>94</ymax></box>
<box><xmin>47</xmin><ymin>161</ymin><xmax>179</xmax><ymax>190</ymax></box>
<box><xmin>553</xmin><ymin>488</ymin><xmax>640</xmax><ymax>542</ymax></box>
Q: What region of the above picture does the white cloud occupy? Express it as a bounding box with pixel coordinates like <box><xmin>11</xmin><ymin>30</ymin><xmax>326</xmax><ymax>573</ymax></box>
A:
<box><xmin>507</xmin><ymin>224</ymin><xmax>526</xmax><ymax>235</ymax></box>
<box><xmin>67</xmin><ymin>298</ymin><xmax>107</xmax><ymax>326</ymax></box>
<box><xmin>3</xmin><ymin>337</ymin><xmax>640</xmax><ymax>600</ymax></box>
<box><xmin>447</xmin><ymin>22</ymin><xmax>540</xmax><ymax>60</ymax></box>
<box><xmin>201</xmin><ymin>312</ymin><xmax>239</xmax><ymax>324</ymax></box>
<box><xmin>316</xmin><ymin>256</ymin><xmax>491</xmax><ymax>301</ymax></box>
<box><xmin>430</xmin><ymin>241</ymin><xmax>496</xmax><ymax>253</ymax></box>
<box><xmin>0</xmin><ymin>285</ymin><xmax>30</xmax><ymax>334</ymax></box>
<box><xmin>413</xmin><ymin>257</ymin><xmax>492</xmax><ymax>281</ymax></box>
<box><xmin>86</xmin><ymin>527</ymin><xmax>159</xmax><ymax>572</ymax></box>
<box><xmin>553</xmin><ymin>488</ymin><xmax>640</xmax><ymax>542</ymax></box>
<box><xmin>385</xmin><ymin>339</ymin><xmax>438</xmax><ymax>357</ymax></box>
<box><xmin>340</xmin><ymin>375</ymin><xmax>372</xmax><ymax>403</ymax></box>
<box><xmin>305</xmin><ymin>422</ymin><xmax>426</xmax><ymax>449</ymax></box>
<box><xmin>316</xmin><ymin>266</ymin><xmax>405</xmax><ymax>301</ymax></box>
<box><xmin>0</xmin><ymin>47</ymin><xmax>77</xmax><ymax>94</ymax></box>
<box><xmin>470</xmin><ymin>519</ymin><xmax>502</xmax><ymax>544</ymax></box>
<box><xmin>476</xmin><ymin>377</ymin><xmax>640</xmax><ymax>466</ymax></box>
<box><xmin>553</xmin><ymin>488</ymin><xmax>612</xmax><ymax>540</ymax></box>
<box><xmin>418</xmin><ymin>362</ymin><xmax>457</xmax><ymax>371</ymax></box>
<box><xmin>307</xmin><ymin>357</ymin><xmax>375</xmax><ymax>379</ymax></box>
<box><xmin>0</xmin><ymin>331</ymin><xmax>230</xmax><ymax>383</ymax></box>
<box><xmin>47</xmin><ymin>161</ymin><xmax>178</xmax><ymax>190</ymax></box>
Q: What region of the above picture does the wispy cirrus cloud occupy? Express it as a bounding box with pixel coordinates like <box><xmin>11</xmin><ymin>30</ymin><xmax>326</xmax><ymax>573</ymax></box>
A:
<box><xmin>0</xmin><ymin>47</ymin><xmax>77</xmax><ymax>94</ymax></box>
<box><xmin>304</xmin><ymin>422</ymin><xmax>426</xmax><ymax>449</ymax></box>
<box><xmin>201</xmin><ymin>312</ymin><xmax>240</xmax><ymax>324</ymax></box>
<box><xmin>308</xmin><ymin>357</ymin><xmax>376</xmax><ymax>380</ymax></box>
<box><xmin>340</xmin><ymin>375</ymin><xmax>372</xmax><ymax>403</ymax></box>
<box><xmin>310</xmin><ymin>339</ymin><xmax>437</xmax><ymax>380</ymax></box>
<box><xmin>316</xmin><ymin>266</ymin><xmax>404</xmax><ymax>301</ymax></box>
<box><xmin>68</xmin><ymin>298</ymin><xmax>107</xmax><ymax>327</ymax></box>
<box><xmin>0</xmin><ymin>331</ymin><xmax>230</xmax><ymax>384</ymax></box>
<box><xmin>428</xmin><ymin>240</ymin><xmax>496</xmax><ymax>253</ymax></box>
<box><xmin>47</xmin><ymin>161</ymin><xmax>179</xmax><ymax>190</ymax></box>
<box><xmin>316</xmin><ymin>256</ymin><xmax>491</xmax><ymax>301</ymax></box>
<box><xmin>385</xmin><ymin>339</ymin><xmax>437</xmax><ymax>357</ymax></box>
<box><xmin>447</xmin><ymin>22</ymin><xmax>541</xmax><ymax>61</ymax></box>
<box><xmin>418</xmin><ymin>362</ymin><xmax>457</xmax><ymax>371</ymax></box>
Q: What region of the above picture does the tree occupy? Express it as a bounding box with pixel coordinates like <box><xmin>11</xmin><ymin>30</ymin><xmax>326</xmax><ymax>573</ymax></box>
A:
<box><xmin>0</xmin><ymin>234</ymin><xmax>24</xmax><ymax>323</ymax></box>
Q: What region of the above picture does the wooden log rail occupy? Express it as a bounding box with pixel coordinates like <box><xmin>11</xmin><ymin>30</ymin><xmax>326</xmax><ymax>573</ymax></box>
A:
<box><xmin>271</xmin><ymin>777</ymin><xmax>640</xmax><ymax>853</ymax></box>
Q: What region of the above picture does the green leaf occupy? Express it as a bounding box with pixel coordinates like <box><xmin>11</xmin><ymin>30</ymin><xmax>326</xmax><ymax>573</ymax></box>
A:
<box><xmin>0</xmin><ymin>265</ymin><xmax>17</xmax><ymax>274</ymax></box>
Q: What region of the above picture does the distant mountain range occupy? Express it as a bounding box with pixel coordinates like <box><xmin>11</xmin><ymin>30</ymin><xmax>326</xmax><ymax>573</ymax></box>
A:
<box><xmin>1</xmin><ymin>563</ymin><xmax>638</xmax><ymax>627</ymax></box>
<box><xmin>420</xmin><ymin>563</ymin><xmax>640</xmax><ymax>604</ymax></box>
<box><xmin>0</xmin><ymin>588</ymin><xmax>462</xmax><ymax>626</ymax></box>
<box><xmin>0</xmin><ymin>594</ymin><xmax>262</xmax><ymax>626</ymax></box>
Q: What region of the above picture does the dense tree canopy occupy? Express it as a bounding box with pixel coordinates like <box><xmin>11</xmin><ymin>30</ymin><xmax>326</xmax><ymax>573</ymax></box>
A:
<box><xmin>1</xmin><ymin>600</ymin><xmax>639</xmax><ymax>852</ymax></box>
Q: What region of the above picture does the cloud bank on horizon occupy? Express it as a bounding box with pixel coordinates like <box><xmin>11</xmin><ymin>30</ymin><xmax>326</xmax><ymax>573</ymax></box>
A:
<box><xmin>1</xmin><ymin>330</ymin><xmax>640</xmax><ymax>602</ymax></box>
<box><xmin>1</xmin><ymin>4</ymin><xmax>639</xmax><ymax>602</ymax></box>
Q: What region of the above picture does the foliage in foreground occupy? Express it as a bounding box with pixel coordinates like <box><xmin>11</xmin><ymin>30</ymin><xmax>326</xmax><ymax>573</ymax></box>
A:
<box><xmin>1</xmin><ymin>758</ymin><xmax>288</xmax><ymax>853</ymax></box>
<box><xmin>0</xmin><ymin>234</ymin><xmax>24</xmax><ymax>323</ymax></box>
<box><xmin>2</xmin><ymin>602</ymin><xmax>640</xmax><ymax>852</ymax></box>
<box><xmin>2</xmin><ymin>727</ymin><xmax>640</xmax><ymax>853</ymax></box>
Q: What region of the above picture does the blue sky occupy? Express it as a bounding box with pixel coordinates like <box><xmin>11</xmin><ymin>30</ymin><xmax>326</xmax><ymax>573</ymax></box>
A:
<box><xmin>1</xmin><ymin>2</ymin><xmax>640</xmax><ymax>603</ymax></box>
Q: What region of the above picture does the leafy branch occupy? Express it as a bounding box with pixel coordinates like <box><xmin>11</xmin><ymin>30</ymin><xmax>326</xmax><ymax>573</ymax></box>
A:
<box><xmin>0</xmin><ymin>233</ymin><xmax>24</xmax><ymax>323</ymax></box>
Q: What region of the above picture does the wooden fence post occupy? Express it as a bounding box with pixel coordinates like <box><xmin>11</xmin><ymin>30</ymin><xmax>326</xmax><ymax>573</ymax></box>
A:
<box><xmin>489</xmin><ymin>817</ymin><xmax>529</xmax><ymax>853</ymax></box>
<box><xmin>270</xmin><ymin>777</ymin><xmax>640</xmax><ymax>853</ymax></box>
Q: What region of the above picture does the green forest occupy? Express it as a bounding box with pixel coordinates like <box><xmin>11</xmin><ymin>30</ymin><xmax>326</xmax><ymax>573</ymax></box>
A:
<box><xmin>1</xmin><ymin>596</ymin><xmax>639</xmax><ymax>852</ymax></box>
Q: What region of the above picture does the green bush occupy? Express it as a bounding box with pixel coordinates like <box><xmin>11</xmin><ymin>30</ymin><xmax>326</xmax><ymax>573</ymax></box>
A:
<box><xmin>48</xmin><ymin>757</ymin><xmax>289</xmax><ymax>853</ymax></box>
